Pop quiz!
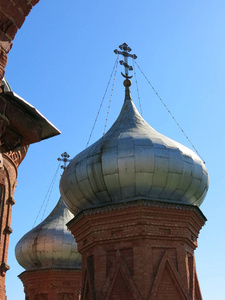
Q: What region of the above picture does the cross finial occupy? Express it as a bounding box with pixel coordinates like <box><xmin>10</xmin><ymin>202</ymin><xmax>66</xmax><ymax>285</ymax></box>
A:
<box><xmin>114</xmin><ymin>43</ymin><xmax>137</xmax><ymax>78</ymax></box>
<box><xmin>57</xmin><ymin>152</ymin><xmax>71</xmax><ymax>170</ymax></box>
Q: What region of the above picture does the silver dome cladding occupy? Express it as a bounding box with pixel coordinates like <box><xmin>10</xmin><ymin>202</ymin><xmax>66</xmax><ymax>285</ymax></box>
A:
<box><xmin>15</xmin><ymin>197</ymin><xmax>81</xmax><ymax>271</ymax></box>
<box><xmin>60</xmin><ymin>85</ymin><xmax>209</xmax><ymax>216</ymax></box>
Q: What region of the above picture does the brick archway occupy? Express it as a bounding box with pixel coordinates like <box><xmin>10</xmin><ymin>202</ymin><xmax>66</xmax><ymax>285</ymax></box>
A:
<box><xmin>0</xmin><ymin>0</ymin><xmax>40</xmax><ymax>82</ymax></box>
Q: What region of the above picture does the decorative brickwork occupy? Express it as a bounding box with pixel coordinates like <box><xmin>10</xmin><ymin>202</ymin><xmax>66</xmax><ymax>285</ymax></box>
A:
<box><xmin>19</xmin><ymin>269</ymin><xmax>82</xmax><ymax>300</ymax></box>
<box><xmin>68</xmin><ymin>200</ymin><xmax>206</xmax><ymax>300</ymax></box>
<box><xmin>0</xmin><ymin>0</ymin><xmax>40</xmax><ymax>82</ymax></box>
<box><xmin>0</xmin><ymin>146</ymin><xmax>28</xmax><ymax>299</ymax></box>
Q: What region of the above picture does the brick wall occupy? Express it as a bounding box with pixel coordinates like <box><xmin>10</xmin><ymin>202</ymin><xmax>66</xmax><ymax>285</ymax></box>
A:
<box><xmin>0</xmin><ymin>0</ymin><xmax>40</xmax><ymax>82</ymax></box>
<box><xmin>69</xmin><ymin>201</ymin><xmax>205</xmax><ymax>300</ymax></box>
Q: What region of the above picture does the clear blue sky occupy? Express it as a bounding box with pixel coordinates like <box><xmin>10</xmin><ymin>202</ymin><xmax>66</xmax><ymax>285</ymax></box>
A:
<box><xmin>4</xmin><ymin>1</ymin><xmax>225</xmax><ymax>299</ymax></box>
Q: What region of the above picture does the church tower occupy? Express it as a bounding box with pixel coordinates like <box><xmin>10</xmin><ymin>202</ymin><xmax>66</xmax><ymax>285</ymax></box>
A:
<box><xmin>15</xmin><ymin>153</ymin><xmax>82</xmax><ymax>300</ymax></box>
<box><xmin>60</xmin><ymin>44</ymin><xmax>209</xmax><ymax>300</ymax></box>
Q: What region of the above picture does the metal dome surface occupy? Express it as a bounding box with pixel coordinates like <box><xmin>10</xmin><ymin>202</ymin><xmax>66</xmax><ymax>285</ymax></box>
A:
<box><xmin>15</xmin><ymin>197</ymin><xmax>81</xmax><ymax>271</ymax></box>
<box><xmin>60</xmin><ymin>84</ymin><xmax>209</xmax><ymax>216</ymax></box>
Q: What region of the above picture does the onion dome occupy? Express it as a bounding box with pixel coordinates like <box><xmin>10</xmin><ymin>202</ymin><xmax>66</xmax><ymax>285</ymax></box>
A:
<box><xmin>15</xmin><ymin>197</ymin><xmax>81</xmax><ymax>271</ymax></box>
<box><xmin>60</xmin><ymin>79</ymin><xmax>209</xmax><ymax>216</ymax></box>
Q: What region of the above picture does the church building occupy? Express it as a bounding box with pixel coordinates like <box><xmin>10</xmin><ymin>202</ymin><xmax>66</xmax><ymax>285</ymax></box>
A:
<box><xmin>15</xmin><ymin>43</ymin><xmax>209</xmax><ymax>300</ymax></box>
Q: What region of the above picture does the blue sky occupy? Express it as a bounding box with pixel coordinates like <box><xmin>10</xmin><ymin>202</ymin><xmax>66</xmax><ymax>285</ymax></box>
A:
<box><xmin>4</xmin><ymin>1</ymin><xmax>225</xmax><ymax>299</ymax></box>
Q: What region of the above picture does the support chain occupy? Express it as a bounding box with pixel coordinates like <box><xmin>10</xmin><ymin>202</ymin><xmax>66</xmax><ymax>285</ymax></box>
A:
<box><xmin>86</xmin><ymin>55</ymin><xmax>119</xmax><ymax>148</ymax></box>
<box><xmin>134</xmin><ymin>60</ymin><xmax>205</xmax><ymax>164</ymax></box>
<box><xmin>102</xmin><ymin>57</ymin><xmax>119</xmax><ymax>140</ymax></box>
<box><xmin>32</xmin><ymin>162</ymin><xmax>61</xmax><ymax>228</ymax></box>
<box><xmin>132</xmin><ymin>58</ymin><xmax>143</xmax><ymax>116</ymax></box>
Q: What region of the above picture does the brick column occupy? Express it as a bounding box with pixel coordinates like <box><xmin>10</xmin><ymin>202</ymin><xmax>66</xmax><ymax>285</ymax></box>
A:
<box><xmin>0</xmin><ymin>146</ymin><xmax>28</xmax><ymax>299</ymax></box>
<box><xmin>68</xmin><ymin>200</ymin><xmax>206</xmax><ymax>300</ymax></box>
<box><xmin>19</xmin><ymin>269</ymin><xmax>82</xmax><ymax>300</ymax></box>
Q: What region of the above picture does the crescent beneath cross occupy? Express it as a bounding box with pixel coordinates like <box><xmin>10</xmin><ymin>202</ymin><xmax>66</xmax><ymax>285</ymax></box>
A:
<box><xmin>121</xmin><ymin>72</ymin><xmax>133</xmax><ymax>79</ymax></box>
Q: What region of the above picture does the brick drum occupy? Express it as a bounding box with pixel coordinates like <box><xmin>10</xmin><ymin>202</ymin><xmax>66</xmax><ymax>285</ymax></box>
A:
<box><xmin>19</xmin><ymin>269</ymin><xmax>82</xmax><ymax>300</ymax></box>
<box><xmin>68</xmin><ymin>201</ymin><xmax>206</xmax><ymax>300</ymax></box>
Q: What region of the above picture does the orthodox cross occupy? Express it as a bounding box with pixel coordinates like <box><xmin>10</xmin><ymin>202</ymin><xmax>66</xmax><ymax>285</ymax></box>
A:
<box><xmin>57</xmin><ymin>152</ymin><xmax>71</xmax><ymax>170</ymax></box>
<box><xmin>114</xmin><ymin>43</ymin><xmax>137</xmax><ymax>78</ymax></box>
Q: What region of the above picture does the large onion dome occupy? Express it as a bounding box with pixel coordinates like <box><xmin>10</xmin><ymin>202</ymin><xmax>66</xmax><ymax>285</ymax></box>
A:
<box><xmin>60</xmin><ymin>80</ymin><xmax>209</xmax><ymax>216</ymax></box>
<box><xmin>15</xmin><ymin>197</ymin><xmax>81</xmax><ymax>271</ymax></box>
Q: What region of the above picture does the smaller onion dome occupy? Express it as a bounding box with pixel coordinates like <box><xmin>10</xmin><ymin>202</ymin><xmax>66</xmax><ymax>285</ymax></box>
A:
<box><xmin>15</xmin><ymin>198</ymin><xmax>81</xmax><ymax>271</ymax></box>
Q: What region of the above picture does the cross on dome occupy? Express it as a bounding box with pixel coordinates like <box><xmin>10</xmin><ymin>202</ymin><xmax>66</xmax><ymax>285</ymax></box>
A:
<box><xmin>114</xmin><ymin>43</ymin><xmax>137</xmax><ymax>78</ymax></box>
<box><xmin>57</xmin><ymin>152</ymin><xmax>71</xmax><ymax>170</ymax></box>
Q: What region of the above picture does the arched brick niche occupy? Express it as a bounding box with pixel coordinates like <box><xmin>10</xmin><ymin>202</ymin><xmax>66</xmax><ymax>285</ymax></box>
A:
<box><xmin>0</xmin><ymin>0</ymin><xmax>40</xmax><ymax>81</ymax></box>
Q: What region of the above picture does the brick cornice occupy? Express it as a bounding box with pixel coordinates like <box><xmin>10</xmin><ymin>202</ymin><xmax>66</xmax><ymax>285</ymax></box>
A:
<box><xmin>68</xmin><ymin>199</ymin><xmax>206</xmax><ymax>227</ymax></box>
<box><xmin>19</xmin><ymin>267</ymin><xmax>82</xmax><ymax>277</ymax></box>
<box><xmin>68</xmin><ymin>199</ymin><xmax>206</xmax><ymax>255</ymax></box>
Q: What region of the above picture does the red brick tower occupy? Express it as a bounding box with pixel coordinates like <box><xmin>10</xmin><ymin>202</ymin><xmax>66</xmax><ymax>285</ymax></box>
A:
<box><xmin>15</xmin><ymin>197</ymin><xmax>82</xmax><ymax>300</ymax></box>
<box><xmin>60</xmin><ymin>43</ymin><xmax>209</xmax><ymax>300</ymax></box>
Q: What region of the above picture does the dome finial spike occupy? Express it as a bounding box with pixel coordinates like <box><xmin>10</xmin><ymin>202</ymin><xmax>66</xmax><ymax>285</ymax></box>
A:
<box><xmin>114</xmin><ymin>43</ymin><xmax>137</xmax><ymax>80</ymax></box>
<box><xmin>123</xmin><ymin>77</ymin><xmax>132</xmax><ymax>100</ymax></box>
